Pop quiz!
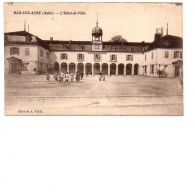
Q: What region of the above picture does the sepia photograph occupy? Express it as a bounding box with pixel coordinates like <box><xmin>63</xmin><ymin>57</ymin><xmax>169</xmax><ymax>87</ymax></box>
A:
<box><xmin>4</xmin><ymin>2</ymin><xmax>183</xmax><ymax>115</ymax></box>
<box><xmin>2</xmin><ymin>2</ymin><xmax>195</xmax><ymax>195</ymax></box>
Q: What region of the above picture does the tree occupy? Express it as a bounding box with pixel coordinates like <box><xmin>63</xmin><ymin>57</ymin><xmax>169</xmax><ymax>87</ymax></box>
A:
<box><xmin>109</xmin><ymin>35</ymin><xmax>127</xmax><ymax>43</ymax></box>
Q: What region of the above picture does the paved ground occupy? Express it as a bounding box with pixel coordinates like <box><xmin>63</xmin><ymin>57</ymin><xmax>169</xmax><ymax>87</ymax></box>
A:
<box><xmin>5</xmin><ymin>74</ymin><xmax>183</xmax><ymax>115</ymax></box>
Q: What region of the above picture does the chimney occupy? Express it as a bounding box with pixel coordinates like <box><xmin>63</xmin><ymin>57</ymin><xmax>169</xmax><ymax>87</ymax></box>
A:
<box><xmin>154</xmin><ymin>28</ymin><xmax>161</xmax><ymax>42</ymax></box>
<box><xmin>161</xmin><ymin>27</ymin><xmax>163</xmax><ymax>37</ymax></box>
<box><xmin>50</xmin><ymin>37</ymin><xmax>53</xmax><ymax>42</ymax></box>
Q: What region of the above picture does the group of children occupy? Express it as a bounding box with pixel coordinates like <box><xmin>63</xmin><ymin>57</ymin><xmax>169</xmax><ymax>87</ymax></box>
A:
<box><xmin>46</xmin><ymin>71</ymin><xmax>106</xmax><ymax>83</ymax></box>
<box><xmin>46</xmin><ymin>72</ymin><xmax>84</xmax><ymax>83</ymax></box>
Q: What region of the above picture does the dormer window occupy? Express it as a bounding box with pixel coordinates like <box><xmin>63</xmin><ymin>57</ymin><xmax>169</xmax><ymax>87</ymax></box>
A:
<box><xmin>164</xmin><ymin>41</ymin><xmax>169</xmax><ymax>46</ymax></box>
<box><xmin>26</xmin><ymin>36</ymin><xmax>31</xmax><ymax>42</ymax></box>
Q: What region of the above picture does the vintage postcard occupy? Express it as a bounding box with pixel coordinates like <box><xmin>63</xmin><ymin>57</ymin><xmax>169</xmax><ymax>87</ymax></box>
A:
<box><xmin>4</xmin><ymin>2</ymin><xmax>183</xmax><ymax>115</ymax></box>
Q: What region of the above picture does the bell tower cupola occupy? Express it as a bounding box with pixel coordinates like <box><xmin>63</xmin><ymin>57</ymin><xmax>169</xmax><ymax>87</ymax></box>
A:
<box><xmin>92</xmin><ymin>14</ymin><xmax>103</xmax><ymax>51</ymax></box>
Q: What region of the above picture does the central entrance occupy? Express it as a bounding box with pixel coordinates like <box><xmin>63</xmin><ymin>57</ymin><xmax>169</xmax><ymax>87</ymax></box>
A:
<box><xmin>110</xmin><ymin>63</ymin><xmax>116</xmax><ymax>75</ymax></box>
<box><xmin>94</xmin><ymin>63</ymin><xmax>100</xmax><ymax>75</ymax></box>
<box><xmin>118</xmin><ymin>63</ymin><xmax>124</xmax><ymax>75</ymax></box>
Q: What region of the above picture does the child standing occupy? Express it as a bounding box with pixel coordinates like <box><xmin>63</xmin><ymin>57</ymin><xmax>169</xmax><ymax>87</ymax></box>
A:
<box><xmin>46</xmin><ymin>73</ymin><xmax>50</xmax><ymax>81</ymax></box>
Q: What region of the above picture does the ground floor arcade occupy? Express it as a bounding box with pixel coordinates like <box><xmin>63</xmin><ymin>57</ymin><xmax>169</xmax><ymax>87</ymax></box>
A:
<box><xmin>53</xmin><ymin>62</ymin><xmax>139</xmax><ymax>76</ymax></box>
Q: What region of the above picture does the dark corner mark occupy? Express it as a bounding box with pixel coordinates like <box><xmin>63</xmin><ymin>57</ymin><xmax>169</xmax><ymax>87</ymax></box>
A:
<box><xmin>7</xmin><ymin>2</ymin><xmax>14</xmax><ymax>6</ymax></box>
<box><xmin>171</xmin><ymin>3</ymin><xmax>183</xmax><ymax>6</ymax></box>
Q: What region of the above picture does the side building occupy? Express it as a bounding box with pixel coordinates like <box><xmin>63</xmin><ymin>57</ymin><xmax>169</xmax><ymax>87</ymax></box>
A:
<box><xmin>140</xmin><ymin>29</ymin><xmax>183</xmax><ymax>77</ymax></box>
<box><xmin>4</xmin><ymin>31</ymin><xmax>50</xmax><ymax>74</ymax></box>
<box><xmin>4</xmin><ymin>23</ymin><xmax>183</xmax><ymax>77</ymax></box>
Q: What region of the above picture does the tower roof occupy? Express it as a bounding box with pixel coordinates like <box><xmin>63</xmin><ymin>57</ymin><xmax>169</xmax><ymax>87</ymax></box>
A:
<box><xmin>92</xmin><ymin>17</ymin><xmax>103</xmax><ymax>37</ymax></box>
<box><xmin>92</xmin><ymin>26</ymin><xmax>103</xmax><ymax>37</ymax></box>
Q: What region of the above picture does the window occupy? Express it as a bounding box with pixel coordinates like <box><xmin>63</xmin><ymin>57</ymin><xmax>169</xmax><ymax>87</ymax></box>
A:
<box><xmin>126</xmin><ymin>55</ymin><xmax>133</xmax><ymax>61</ymax></box>
<box><xmin>46</xmin><ymin>52</ymin><xmax>49</xmax><ymax>59</ymax></box>
<box><xmin>150</xmin><ymin>65</ymin><xmax>154</xmax><ymax>74</ymax></box>
<box><xmin>180</xmin><ymin>51</ymin><xmax>183</xmax><ymax>59</ymax></box>
<box><xmin>95</xmin><ymin>45</ymin><xmax>99</xmax><ymax>49</ymax></box>
<box><xmin>26</xmin><ymin>36</ymin><xmax>31</xmax><ymax>42</ymax></box>
<box><xmin>94</xmin><ymin>54</ymin><xmax>101</xmax><ymax>61</ymax></box>
<box><xmin>110</xmin><ymin>54</ymin><xmax>117</xmax><ymax>61</ymax></box>
<box><xmin>174</xmin><ymin>51</ymin><xmax>180</xmax><ymax>59</ymax></box>
<box><xmin>77</xmin><ymin>54</ymin><xmax>84</xmax><ymax>61</ymax></box>
<box><xmin>165</xmin><ymin>51</ymin><xmax>169</xmax><ymax>58</ymax></box>
<box><xmin>10</xmin><ymin>47</ymin><xmax>19</xmax><ymax>55</ymax></box>
<box><xmin>145</xmin><ymin>66</ymin><xmax>147</xmax><ymax>73</ymax></box>
<box><xmin>145</xmin><ymin>54</ymin><xmax>147</xmax><ymax>61</ymax></box>
<box><xmin>25</xmin><ymin>48</ymin><xmax>30</xmax><ymax>56</ymax></box>
<box><xmin>40</xmin><ymin>49</ymin><xmax>43</xmax><ymax>57</ymax></box>
<box><xmin>60</xmin><ymin>53</ymin><xmax>67</xmax><ymax>60</ymax></box>
<box><xmin>151</xmin><ymin>52</ymin><xmax>154</xmax><ymax>59</ymax></box>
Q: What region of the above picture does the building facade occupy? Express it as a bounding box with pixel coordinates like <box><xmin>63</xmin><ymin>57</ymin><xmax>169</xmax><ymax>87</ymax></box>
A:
<box><xmin>4</xmin><ymin>22</ymin><xmax>183</xmax><ymax>77</ymax></box>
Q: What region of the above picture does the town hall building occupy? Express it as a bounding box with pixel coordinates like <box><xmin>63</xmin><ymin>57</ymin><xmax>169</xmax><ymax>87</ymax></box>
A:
<box><xmin>4</xmin><ymin>21</ymin><xmax>183</xmax><ymax>77</ymax></box>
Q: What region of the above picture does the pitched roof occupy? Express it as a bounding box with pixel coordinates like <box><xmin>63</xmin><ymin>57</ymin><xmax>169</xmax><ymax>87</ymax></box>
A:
<box><xmin>147</xmin><ymin>35</ymin><xmax>183</xmax><ymax>51</ymax></box>
<box><xmin>4</xmin><ymin>31</ymin><xmax>182</xmax><ymax>52</ymax></box>
<box><xmin>5</xmin><ymin>31</ymin><xmax>34</xmax><ymax>36</ymax></box>
<box><xmin>47</xmin><ymin>40</ymin><xmax>151</xmax><ymax>52</ymax></box>
<box><xmin>4</xmin><ymin>31</ymin><xmax>50</xmax><ymax>50</ymax></box>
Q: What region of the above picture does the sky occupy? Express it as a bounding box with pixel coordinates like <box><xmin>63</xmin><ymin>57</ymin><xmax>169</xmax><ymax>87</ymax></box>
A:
<box><xmin>4</xmin><ymin>2</ymin><xmax>183</xmax><ymax>42</ymax></box>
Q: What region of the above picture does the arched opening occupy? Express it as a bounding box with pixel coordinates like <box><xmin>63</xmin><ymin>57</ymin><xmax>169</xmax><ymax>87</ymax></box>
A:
<box><xmin>134</xmin><ymin>64</ymin><xmax>139</xmax><ymax>75</ymax></box>
<box><xmin>86</xmin><ymin>63</ymin><xmax>92</xmax><ymax>75</ymax></box>
<box><xmin>54</xmin><ymin>62</ymin><xmax>59</xmax><ymax>72</ymax></box>
<box><xmin>61</xmin><ymin>63</ymin><xmax>67</xmax><ymax>73</ymax></box>
<box><xmin>110</xmin><ymin>63</ymin><xmax>116</xmax><ymax>75</ymax></box>
<box><xmin>69</xmin><ymin>63</ymin><xmax>76</xmax><ymax>73</ymax></box>
<box><xmin>118</xmin><ymin>63</ymin><xmax>124</xmax><ymax>75</ymax></box>
<box><xmin>77</xmin><ymin>63</ymin><xmax>84</xmax><ymax>73</ymax></box>
<box><xmin>94</xmin><ymin>63</ymin><xmax>100</xmax><ymax>75</ymax></box>
<box><xmin>126</xmin><ymin>64</ymin><xmax>132</xmax><ymax>75</ymax></box>
<box><xmin>102</xmin><ymin>63</ymin><xmax>108</xmax><ymax>75</ymax></box>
